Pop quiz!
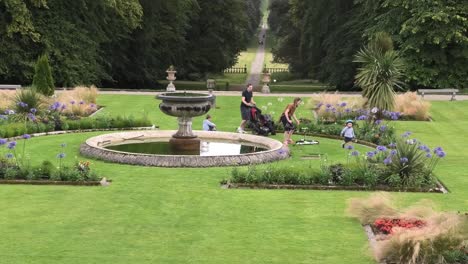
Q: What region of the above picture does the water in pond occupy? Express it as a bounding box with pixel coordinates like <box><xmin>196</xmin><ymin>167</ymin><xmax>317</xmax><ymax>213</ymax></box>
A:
<box><xmin>105</xmin><ymin>141</ymin><xmax>267</xmax><ymax>156</ymax></box>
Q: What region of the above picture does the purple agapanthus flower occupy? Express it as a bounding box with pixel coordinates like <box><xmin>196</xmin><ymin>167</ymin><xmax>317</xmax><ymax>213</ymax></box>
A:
<box><xmin>17</xmin><ymin>102</ymin><xmax>28</xmax><ymax>108</ymax></box>
<box><xmin>390</xmin><ymin>150</ymin><xmax>397</xmax><ymax>156</ymax></box>
<box><xmin>357</xmin><ymin>115</ymin><xmax>367</xmax><ymax>120</ymax></box>
<box><xmin>383</xmin><ymin>158</ymin><xmax>392</xmax><ymax>165</ymax></box>
<box><xmin>90</xmin><ymin>103</ymin><xmax>96</xmax><ymax>108</ymax></box>
<box><xmin>366</xmin><ymin>151</ymin><xmax>375</xmax><ymax>158</ymax></box>
<box><xmin>79</xmin><ymin>100</ymin><xmax>84</xmax><ymax>105</ymax></box>
<box><xmin>316</xmin><ymin>102</ymin><xmax>323</xmax><ymax>108</ymax></box>
<box><xmin>340</xmin><ymin>102</ymin><xmax>347</xmax><ymax>107</ymax></box>
<box><xmin>49</xmin><ymin>102</ymin><xmax>61</xmax><ymax>111</ymax></box>
<box><xmin>344</xmin><ymin>108</ymin><xmax>351</xmax><ymax>113</ymax></box>
<box><xmin>0</xmin><ymin>138</ymin><xmax>7</xmax><ymax>145</ymax></box>
<box><xmin>5</xmin><ymin>153</ymin><xmax>13</xmax><ymax>159</ymax></box>
<box><xmin>400</xmin><ymin>157</ymin><xmax>409</xmax><ymax>163</ymax></box>
<box><xmin>380</xmin><ymin>125</ymin><xmax>387</xmax><ymax>132</ymax></box>
<box><xmin>30</xmin><ymin>108</ymin><xmax>37</xmax><ymax>113</ymax></box>
<box><xmin>5</xmin><ymin>109</ymin><xmax>15</xmax><ymax>115</ymax></box>
<box><xmin>426</xmin><ymin>153</ymin><xmax>432</xmax><ymax>158</ymax></box>
<box><xmin>375</xmin><ymin>119</ymin><xmax>382</xmax><ymax>125</ymax></box>
<box><xmin>402</xmin><ymin>131</ymin><xmax>412</xmax><ymax>138</ymax></box>
<box><xmin>22</xmin><ymin>134</ymin><xmax>31</xmax><ymax>139</ymax></box>
<box><xmin>351</xmin><ymin>150</ymin><xmax>359</xmax><ymax>156</ymax></box>
<box><xmin>345</xmin><ymin>145</ymin><xmax>354</xmax><ymax>150</ymax></box>
<box><xmin>418</xmin><ymin>145</ymin><xmax>428</xmax><ymax>151</ymax></box>
<box><xmin>70</xmin><ymin>100</ymin><xmax>76</xmax><ymax>105</ymax></box>
<box><xmin>61</xmin><ymin>104</ymin><xmax>67</xmax><ymax>110</ymax></box>
<box><xmin>7</xmin><ymin>141</ymin><xmax>16</xmax><ymax>149</ymax></box>
<box><xmin>388</xmin><ymin>143</ymin><xmax>397</xmax><ymax>148</ymax></box>
<box><xmin>326</xmin><ymin>103</ymin><xmax>332</xmax><ymax>109</ymax></box>
<box><xmin>433</xmin><ymin>147</ymin><xmax>443</xmax><ymax>153</ymax></box>
<box><xmin>436</xmin><ymin>151</ymin><xmax>446</xmax><ymax>158</ymax></box>
<box><xmin>57</xmin><ymin>153</ymin><xmax>66</xmax><ymax>159</ymax></box>
<box><xmin>376</xmin><ymin>145</ymin><xmax>387</xmax><ymax>152</ymax></box>
<box><xmin>27</xmin><ymin>113</ymin><xmax>36</xmax><ymax>121</ymax></box>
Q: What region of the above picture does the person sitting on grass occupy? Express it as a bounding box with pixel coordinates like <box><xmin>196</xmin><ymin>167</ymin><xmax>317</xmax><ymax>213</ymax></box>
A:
<box><xmin>203</xmin><ymin>114</ymin><xmax>216</xmax><ymax>131</ymax></box>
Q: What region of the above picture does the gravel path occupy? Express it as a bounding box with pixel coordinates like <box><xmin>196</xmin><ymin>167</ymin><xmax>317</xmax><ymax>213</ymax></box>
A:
<box><xmin>245</xmin><ymin>23</ymin><xmax>268</xmax><ymax>86</ymax></box>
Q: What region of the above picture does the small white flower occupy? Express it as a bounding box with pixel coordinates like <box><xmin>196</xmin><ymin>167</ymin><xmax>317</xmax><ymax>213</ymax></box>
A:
<box><xmin>267</xmin><ymin>102</ymin><xmax>273</xmax><ymax>106</ymax></box>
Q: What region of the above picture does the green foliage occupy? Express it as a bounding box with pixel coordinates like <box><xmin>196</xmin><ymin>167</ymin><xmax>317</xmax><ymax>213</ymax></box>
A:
<box><xmin>268</xmin><ymin>0</ymin><xmax>468</xmax><ymax>89</ymax></box>
<box><xmin>13</xmin><ymin>88</ymin><xmax>45</xmax><ymax>115</ymax></box>
<box><xmin>354</xmin><ymin>34</ymin><xmax>405</xmax><ymax>112</ymax></box>
<box><xmin>32</xmin><ymin>54</ymin><xmax>55</xmax><ymax>96</ymax></box>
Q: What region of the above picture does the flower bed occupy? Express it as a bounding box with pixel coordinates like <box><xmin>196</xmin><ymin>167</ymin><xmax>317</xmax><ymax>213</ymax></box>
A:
<box><xmin>224</xmin><ymin>132</ymin><xmax>447</xmax><ymax>192</ymax></box>
<box><xmin>347</xmin><ymin>194</ymin><xmax>468</xmax><ymax>263</ymax></box>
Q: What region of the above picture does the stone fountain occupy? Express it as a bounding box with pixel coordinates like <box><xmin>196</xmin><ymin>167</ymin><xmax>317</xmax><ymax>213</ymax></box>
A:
<box><xmin>157</xmin><ymin>92</ymin><xmax>215</xmax><ymax>154</ymax></box>
<box><xmin>80</xmin><ymin>92</ymin><xmax>289</xmax><ymax>167</ymax></box>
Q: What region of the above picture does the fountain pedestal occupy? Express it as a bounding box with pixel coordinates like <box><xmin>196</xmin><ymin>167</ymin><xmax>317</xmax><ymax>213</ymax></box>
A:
<box><xmin>157</xmin><ymin>92</ymin><xmax>215</xmax><ymax>153</ymax></box>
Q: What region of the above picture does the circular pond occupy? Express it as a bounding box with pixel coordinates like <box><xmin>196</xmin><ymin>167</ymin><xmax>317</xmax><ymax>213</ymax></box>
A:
<box><xmin>80</xmin><ymin>130</ymin><xmax>288</xmax><ymax>167</ymax></box>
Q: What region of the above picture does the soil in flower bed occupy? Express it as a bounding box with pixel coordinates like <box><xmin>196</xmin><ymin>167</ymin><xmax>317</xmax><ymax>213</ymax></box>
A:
<box><xmin>222</xmin><ymin>182</ymin><xmax>447</xmax><ymax>193</ymax></box>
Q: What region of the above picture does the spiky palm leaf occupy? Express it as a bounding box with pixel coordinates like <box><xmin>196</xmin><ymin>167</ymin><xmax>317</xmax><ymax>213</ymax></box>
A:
<box><xmin>354</xmin><ymin>47</ymin><xmax>405</xmax><ymax>112</ymax></box>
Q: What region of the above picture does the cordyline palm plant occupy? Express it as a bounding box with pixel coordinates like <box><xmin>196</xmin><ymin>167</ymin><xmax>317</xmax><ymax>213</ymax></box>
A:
<box><xmin>354</xmin><ymin>32</ymin><xmax>405</xmax><ymax>116</ymax></box>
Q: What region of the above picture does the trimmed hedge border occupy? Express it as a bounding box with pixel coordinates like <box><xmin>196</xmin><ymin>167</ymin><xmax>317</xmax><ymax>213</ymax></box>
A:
<box><xmin>0</xmin><ymin>179</ymin><xmax>111</xmax><ymax>186</ymax></box>
<box><xmin>222</xmin><ymin>182</ymin><xmax>448</xmax><ymax>193</ymax></box>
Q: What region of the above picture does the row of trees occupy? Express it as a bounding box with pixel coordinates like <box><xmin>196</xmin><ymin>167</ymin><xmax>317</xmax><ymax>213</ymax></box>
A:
<box><xmin>0</xmin><ymin>0</ymin><xmax>262</xmax><ymax>88</ymax></box>
<box><xmin>268</xmin><ymin>0</ymin><xmax>468</xmax><ymax>90</ymax></box>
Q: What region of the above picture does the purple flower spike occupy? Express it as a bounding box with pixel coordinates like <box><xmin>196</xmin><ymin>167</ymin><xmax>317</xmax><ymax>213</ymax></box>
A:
<box><xmin>344</xmin><ymin>108</ymin><xmax>351</xmax><ymax>113</ymax></box>
<box><xmin>433</xmin><ymin>147</ymin><xmax>443</xmax><ymax>153</ymax></box>
<box><xmin>380</xmin><ymin>125</ymin><xmax>387</xmax><ymax>132</ymax></box>
<box><xmin>7</xmin><ymin>141</ymin><xmax>16</xmax><ymax>149</ymax></box>
<box><xmin>0</xmin><ymin>138</ymin><xmax>7</xmax><ymax>145</ymax></box>
<box><xmin>340</xmin><ymin>102</ymin><xmax>347</xmax><ymax>107</ymax></box>
<box><xmin>90</xmin><ymin>103</ymin><xmax>96</xmax><ymax>108</ymax></box>
<box><xmin>357</xmin><ymin>115</ymin><xmax>367</xmax><ymax>120</ymax></box>
<box><xmin>383</xmin><ymin>158</ymin><xmax>392</xmax><ymax>165</ymax></box>
<box><xmin>390</xmin><ymin>150</ymin><xmax>397</xmax><ymax>156</ymax></box>
<box><xmin>345</xmin><ymin>145</ymin><xmax>354</xmax><ymax>150</ymax></box>
<box><xmin>30</xmin><ymin>108</ymin><xmax>37</xmax><ymax>113</ymax></box>
<box><xmin>366</xmin><ymin>151</ymin><xmax>375</xmax><ymax>158</ymax></box>
<box><xmin>70</xmin><ymin>100</ymin><xmax>76</xmax><ymax>105</ymax></box>
<box><xmin>400</xmin><ymin>157</ymin><xmax>409</xmax><ymax>164</ymax></box>
<box><xmin>388</xmin><ymin>143</ymin><xmax>397</xmax><ymax>148</ymax></box>
<box><xmin>22</xmin><ymin>134</ymin><xmax>31</xmax><ymax>139</ymax></box>
<box><xmin>402</xmin><ymin>131</ymin><xmax>412</xmax><ymax>138</ymax></box>
<box><xmin>79</xmin><ymin>100</ymin><xmax>84</xmax><ymax>105</ymax></box>
<box><xmin>426</xmin><ymin>153</ymin><xmax>432</xmax><ymax>158</ymax></box>
<box><xmin>351</xmin><ymin>150</ymin><xmax>359</xmax><ymax>156</ymax></box>
<box><xmin>375</xmin><ymin>119</ymin><xmax>382</xmax><ymax>125</ymax></box>
<box><xmin>376</xmin><ymin>145</ymin><xmax>387</xmax><ymax>152</ymax></box>
<box><xmin>436</xmin><ymin>151</ymin><xmax>446</xmax><ymax>158</ymax></box>
<box><xmin>316</xmin><ymin>102</ymin><xmax>323</xmax><ymax>108</ymax></box>
<box><xmin>57</xmin><ymin>153</ymin><xmax>66</xmax><ymax>159</ymax></box>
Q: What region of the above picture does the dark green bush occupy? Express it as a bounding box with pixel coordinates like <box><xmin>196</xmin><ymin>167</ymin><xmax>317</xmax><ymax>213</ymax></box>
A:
<box><xmin>32</xmin><ymin>55</ymin><xmax>55</xmax><ymax>96</ymax></box>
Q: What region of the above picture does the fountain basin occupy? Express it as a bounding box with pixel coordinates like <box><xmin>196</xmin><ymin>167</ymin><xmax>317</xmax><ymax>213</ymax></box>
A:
<box><xmin>80</xmin><ymin>131</ymin><xmax>289</xmax><ymax>167</ymax></box>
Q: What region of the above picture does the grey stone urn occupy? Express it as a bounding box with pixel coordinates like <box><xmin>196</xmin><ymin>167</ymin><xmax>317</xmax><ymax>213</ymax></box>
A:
<box><xmin>157</xmin><ymin>92</ymin><xmax>215</xmax><ymax>152</ymax></box>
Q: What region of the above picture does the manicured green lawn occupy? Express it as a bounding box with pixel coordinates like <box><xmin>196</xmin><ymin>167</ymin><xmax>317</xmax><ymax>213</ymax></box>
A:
<box><xmin>0</xmin><ymin>95</ymin><xmax>466</xmax><ymax>263</ymax></box>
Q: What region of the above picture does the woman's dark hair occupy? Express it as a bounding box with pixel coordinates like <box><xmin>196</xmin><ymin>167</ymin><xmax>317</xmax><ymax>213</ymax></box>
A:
<box><xmin>294</xmin><ymin>97</ymin><xmax>302</xmax><ymax>104</ymax></box>
<box><xmin>206</xmin><ymin>114</ymin><xmax>211</xmax><ymax>119</ymax></box>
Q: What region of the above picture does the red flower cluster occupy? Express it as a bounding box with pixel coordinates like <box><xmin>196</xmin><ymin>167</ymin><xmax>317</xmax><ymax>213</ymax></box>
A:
<box><xmin>374</xmin><ymin>218</ymin><xmax>426</xmax><ymax>234</ymax></box>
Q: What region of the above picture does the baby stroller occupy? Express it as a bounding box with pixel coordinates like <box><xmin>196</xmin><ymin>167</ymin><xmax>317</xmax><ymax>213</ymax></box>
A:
<box><xmin>248</xmin><ymin>106</ymin><xmax>276</xmax><ymax>136</ymax></box>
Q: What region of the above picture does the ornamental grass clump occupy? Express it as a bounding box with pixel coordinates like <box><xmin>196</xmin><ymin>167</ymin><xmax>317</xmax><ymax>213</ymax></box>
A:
<box><xmin>395</xmin><ymin>92</ymin><xmax>431</xmax><ymax>121</ymax></box>
<box><xmin>347</xmin><ymin>194</ymin><xmax>468</xmax><ymax>264</ymax></box>
<box><xmin>55</xmin><ymin>86</ymin><xmax>99</xmax><ymax>117</ymax></box>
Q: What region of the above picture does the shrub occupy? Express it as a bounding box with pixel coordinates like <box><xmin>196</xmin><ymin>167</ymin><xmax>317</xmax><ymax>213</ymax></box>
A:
<box><xmin>13</xmin><ymin>88</ymin><xmax>45</xmax><ymax>116</ymax></box>
<box><xmin>347</xmin><ymin>195</ymin><xmax>468</xmax><ymax>264</ymax></box>
<box><xmin>0</xmin><ymin>90</ymin><xmax>16</xmax><ymax>111</ymax></box>
<box><xmin>32</xmin><ymin>54</ymin><xmax>55</xmax><ymax>96</ymax></box>
<box><xmin>395</xmin><ymin>92</ymin><xmax>431</xmax><ymax>121</ymax></box>
<box><xmin>346</xmin><ymin>193</ymin><xmax>398</xmax><ymax>225</ymax></box>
